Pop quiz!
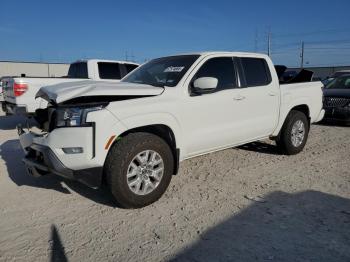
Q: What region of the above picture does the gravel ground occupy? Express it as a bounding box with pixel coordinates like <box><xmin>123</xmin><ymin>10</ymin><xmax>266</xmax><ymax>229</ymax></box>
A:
<box><xmin>0</xmin><ymin>110</ymin><xmax>349</xmax><ymax>262</ymax></box>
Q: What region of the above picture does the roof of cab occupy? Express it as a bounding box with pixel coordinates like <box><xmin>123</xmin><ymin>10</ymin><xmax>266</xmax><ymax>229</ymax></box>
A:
<box><xmin>74</xmin><ymin>59</ymin><xmax>139</xmax><ymax>65</ymax></box>
<box><xmin>163</xmin><ymin>51</ymin><xmax>270</xmax><ymax>59</ymax></box>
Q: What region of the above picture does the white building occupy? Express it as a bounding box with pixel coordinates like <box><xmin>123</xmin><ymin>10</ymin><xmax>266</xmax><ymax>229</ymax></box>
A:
<box><xmin>0</xmin><ymin>61</ymin><xmax>70</xmax><ymax>77</ymax></box>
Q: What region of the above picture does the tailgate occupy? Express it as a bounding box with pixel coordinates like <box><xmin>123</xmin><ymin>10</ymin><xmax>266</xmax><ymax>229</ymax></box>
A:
<box><xmin>2</xmin><ymin>77</ymin><xmax>16</xmax><ymax>103</ymax></box>
<box><xmin>3</xmin><ymin>77</ymin><xmax>87</xmax><ymax>112</ymax></box>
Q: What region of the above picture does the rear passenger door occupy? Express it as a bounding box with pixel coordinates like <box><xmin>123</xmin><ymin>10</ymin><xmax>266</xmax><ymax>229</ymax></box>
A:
<box><xmin>236</xmin><ymin>57</ymin><xmax>280</xmax><ymax>138</ymax></box>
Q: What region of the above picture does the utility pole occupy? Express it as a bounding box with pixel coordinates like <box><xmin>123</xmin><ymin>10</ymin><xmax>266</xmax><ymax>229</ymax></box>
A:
<box><xmin>267</xmin><ymin>29</ymin><xmax>271</xmax><ymax>57</ymax></box>
<box><xmin>254</xmin><ymin>29</ymin><xmax>258</xmax><ymax>52</ymax></box>
<box><xmin>129</xmin><ymin>51</ymin><xmax>135</xmax><ymax>62</ymax></box>
<box><xmin>300</xmin><ymin>41</ymin><xmax>305</xmax><ymax>69</ymax></box>
<box><xmin>125</xmin><ymin>51</ymin><xmax>128</xmax><ymax>61</ymax></box>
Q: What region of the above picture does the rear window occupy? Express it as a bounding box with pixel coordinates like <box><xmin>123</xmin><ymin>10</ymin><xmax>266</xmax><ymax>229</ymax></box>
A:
<box><xmin>98</xmin><ymin>62</ymin><xmax>121</xmax><ymax>80</ymax></box>
<box><xmin>67</xmin><ymin>62</ymin><xmax>88</xmax><ymax>78</ymax></box>
<box><xmin>241</xmin><ymin>58</ymin><xmax>271</xmax><ymax>87</ymax></box>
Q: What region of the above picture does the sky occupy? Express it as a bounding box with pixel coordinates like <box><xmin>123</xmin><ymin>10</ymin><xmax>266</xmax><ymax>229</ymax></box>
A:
<box><xmin>1</xmin><ymin>0</ymin><xmax>350</xmax><ymax>67</ymax></box>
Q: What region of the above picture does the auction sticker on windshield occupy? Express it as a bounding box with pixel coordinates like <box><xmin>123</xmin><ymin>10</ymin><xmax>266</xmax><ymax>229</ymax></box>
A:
<box><xmin>164</xmin><ymin>66</ymin><xmax>185</xmax><ymax>72</ymax></box>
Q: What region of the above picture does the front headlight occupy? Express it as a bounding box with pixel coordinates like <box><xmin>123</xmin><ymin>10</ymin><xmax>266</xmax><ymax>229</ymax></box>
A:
<box><xmin>55</xmin><ymin>105</ymin><xmax>104</xmax><ymax>127</ymax></box>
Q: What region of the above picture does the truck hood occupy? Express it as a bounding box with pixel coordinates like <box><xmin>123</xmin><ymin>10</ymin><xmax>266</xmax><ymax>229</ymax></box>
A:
<box><xmin>36</xmin><ymin>80</ymin><xmax>164</xmax><ymax>104</ymax></box>
<box><xmin>323</xmin><ymin>88</ymin><xmax>350</xmax><ymax>99</ymax></box>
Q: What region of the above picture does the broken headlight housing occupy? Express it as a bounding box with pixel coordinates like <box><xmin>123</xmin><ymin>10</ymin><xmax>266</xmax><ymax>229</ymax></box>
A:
<box><xmin>55</xmin><ymin>105</ymin><xmax>104</xmax><ymax>127</ymax></box>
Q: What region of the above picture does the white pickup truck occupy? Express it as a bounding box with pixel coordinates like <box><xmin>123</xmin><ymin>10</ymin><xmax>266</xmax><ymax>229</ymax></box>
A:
<box><xmin>1</xmin><ymin>59</ymin><xmax>138</xmax><ymax>115</ymax></box>
<box><xmin>0</xmin><ymin>79</ymin><xmax>4</xmax><ymax>102</ymax></box>
<box><xmin>18</xmin><ymin>52</ymin><xmax>325</xmax><ymax>208</ymax></box>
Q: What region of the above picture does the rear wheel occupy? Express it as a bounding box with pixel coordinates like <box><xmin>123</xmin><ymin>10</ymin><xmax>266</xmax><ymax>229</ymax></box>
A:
<box><xmin>104</xmin><ymin>132</ymin><xmax>174</xmax><ymax>208</ymax></box>
<box><xmin>276</xmin><ymin>110</ymin><xmax>309</xmax><ymax>155</ymax></box>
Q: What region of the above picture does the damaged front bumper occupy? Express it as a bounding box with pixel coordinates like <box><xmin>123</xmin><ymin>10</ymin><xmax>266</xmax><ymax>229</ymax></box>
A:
<box><xmin>18</xmin><ymin>125</ymin><xmax>103</xmax><ymax>188</ymax></box>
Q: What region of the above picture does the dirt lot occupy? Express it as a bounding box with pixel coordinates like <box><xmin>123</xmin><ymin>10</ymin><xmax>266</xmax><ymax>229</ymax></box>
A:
<box><xmin>0</xmin><ymin>110</ymin><xmax>349</xmax><ymax>262</ymax></box>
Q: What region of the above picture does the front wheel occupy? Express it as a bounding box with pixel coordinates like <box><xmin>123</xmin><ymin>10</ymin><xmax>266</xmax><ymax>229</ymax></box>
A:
<box><xmin>104</xmin><ymin>132</ymin><xmax>174</xmax><ymax>208</ymax></box>
<box><xmin>276</xmin><ymin>110</ymin><xmax>309</xmax><ymax>155</ymax></box>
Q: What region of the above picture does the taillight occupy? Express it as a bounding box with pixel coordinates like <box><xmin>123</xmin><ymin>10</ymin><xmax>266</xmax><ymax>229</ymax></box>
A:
<box><xmin>13</xmin><ymin>82</ymin><xmax>28</xmax><ymax>97</ymax></box>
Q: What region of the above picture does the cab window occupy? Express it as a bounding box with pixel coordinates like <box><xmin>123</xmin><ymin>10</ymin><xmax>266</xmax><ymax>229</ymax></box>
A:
<box><xmin>191</xmin><ymin>57</ymin><xmax>237</xmax><ymax>92</ymax></box>
<box><xmin>240</xmin><ymin>58</ymin><xmax>271</xmax><ymax>87</ymax></box>
<box><xmin>98</xmin><ymin>62</ymin><xmax>122</xmax><ymax>80</ymax></box>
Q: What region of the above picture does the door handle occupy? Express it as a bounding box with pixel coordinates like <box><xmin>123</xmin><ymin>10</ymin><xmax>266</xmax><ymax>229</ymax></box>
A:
<box><xmin>233</xmin><ymin>95</ymin><xmax>246</xmax><ymax>101</ymax></box>
<box><xmin>268</xmin><ymin>92</ymin><xmax>278</xmax><ymax>96</ymax></box>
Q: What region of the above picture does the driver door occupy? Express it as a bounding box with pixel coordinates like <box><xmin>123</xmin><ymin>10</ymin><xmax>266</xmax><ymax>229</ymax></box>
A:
<box><xmin>180</xmin><ymin>57</ymin><xmax>246</xmax><ymax>156</ymax></box>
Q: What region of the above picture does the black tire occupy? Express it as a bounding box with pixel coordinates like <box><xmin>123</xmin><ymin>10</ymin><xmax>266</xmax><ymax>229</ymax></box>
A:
<box><xmin>276</xmin><ymin>110</ymin><xmax>309</xmax><ymax>155</ymax></box>
<box><xmin>104</xmin><ymin>132</ymin><xmax>174</xmax><ymax>209</ymax></box>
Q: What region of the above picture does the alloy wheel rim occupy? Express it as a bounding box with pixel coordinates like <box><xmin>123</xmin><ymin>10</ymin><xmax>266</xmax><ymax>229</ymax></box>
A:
<box><xmin>126</xmin><ymin>150</ymin><xmax>164</xmax><ymax>195</ymax></box>
<box><xmin>291</xmin><ymin>120</ymin><xmax>305</xmax><ymax>147</ymax></box>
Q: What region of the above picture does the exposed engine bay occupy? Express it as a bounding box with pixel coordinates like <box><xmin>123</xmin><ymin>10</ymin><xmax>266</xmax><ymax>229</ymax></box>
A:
<box><xmin>33</xmin><ymin>95</ymin><xmax>154</xmax><ymax>132</ymax></box>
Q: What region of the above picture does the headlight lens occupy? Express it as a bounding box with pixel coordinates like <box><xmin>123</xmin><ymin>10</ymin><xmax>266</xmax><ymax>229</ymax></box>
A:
<box><xmin>55</xmin><ymin>105</ymin><xmax>103</xmax><ymax>127</ymax></box>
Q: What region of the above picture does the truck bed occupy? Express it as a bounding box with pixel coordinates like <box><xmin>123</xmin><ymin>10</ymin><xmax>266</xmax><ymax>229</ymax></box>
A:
<box><xmin>273</xmin><ymin>81</ymin><xmax>324</xmax><ymax>137</ymax></box>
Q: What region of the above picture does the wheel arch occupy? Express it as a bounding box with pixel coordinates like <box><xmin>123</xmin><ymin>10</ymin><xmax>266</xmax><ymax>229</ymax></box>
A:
<box><xmin>290</xmin><ymin>104</ymin><xmax>310</xmax><ymax>121</ymax></box>
<box><xmin>272</xmin><ymin>103</ymin><xmax>311</xmax><ymax>138</ymax></box>
<box><xmin>107</xmin><ymin>122</ymin><xmax>181</xmax><ymax>177</ymax></box>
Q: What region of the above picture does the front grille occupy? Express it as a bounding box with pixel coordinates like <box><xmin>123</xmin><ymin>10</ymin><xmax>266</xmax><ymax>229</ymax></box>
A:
<box><xmin>323</xmin><ymin>97</ymin><xmax>350</xmax><ymax>108</ymax></box>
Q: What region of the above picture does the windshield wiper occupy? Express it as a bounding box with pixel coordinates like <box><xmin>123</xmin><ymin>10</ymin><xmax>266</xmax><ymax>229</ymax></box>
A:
<box><xmin>122</xmin><ymin>80</ymin><xmax>164</xmax><ymax>88</ymax></box>
<box><xmin>149</xmin><ymin>82</ymin><xmax>165</xmax><ymax>88</ymax></box>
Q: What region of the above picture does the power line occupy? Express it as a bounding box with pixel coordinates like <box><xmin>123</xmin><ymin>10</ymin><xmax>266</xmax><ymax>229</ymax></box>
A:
<box><xmin>271</xmin><ymin>40</ymin><xmax>300</xmax><ymax>49</ymax></box>
<box><xmin>273</xmin><ymin>40</ymin><xmax>350</xmax><ymax>51</ymax></box>
<box><xmin>306</xmin><ymin>47</ymin><xmax>350</xmax><ymax>50</ymax></box>
<box><xmin>306</xmin><ymin>47</ymin><xmax>350</xmax><ymax>51</ymax></box>
<box><xmin>306</xmin><ymin>38</ymin><xmax>350</xmax><ymax>45</ymax></box>
<box><xmin>272</xmin><ymin>28</ymin><xmax>350</xmax><ymax>39</ymax></box>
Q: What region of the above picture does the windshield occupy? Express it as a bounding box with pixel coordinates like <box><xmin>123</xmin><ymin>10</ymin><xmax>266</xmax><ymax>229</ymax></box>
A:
<box><xmin>332</xmin><ymin>71</ymin><xmax>350</xmax><ymax>78</ymax></box>
<box><xmin>325</xmin><ymin>75</ymin><xmax>350</xmax><ymax>89</ymax></box>
<box><xmin>122</xmin><ymin>55</ymin><xmax>200</xmax><ymax>87</ymax></box>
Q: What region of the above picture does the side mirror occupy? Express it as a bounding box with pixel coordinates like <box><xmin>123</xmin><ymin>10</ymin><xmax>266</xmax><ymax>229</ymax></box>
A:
<box><xmin>193</xmin><ymin>77</ymin><xmax>218</xmax><ymax>93</ymax></box>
